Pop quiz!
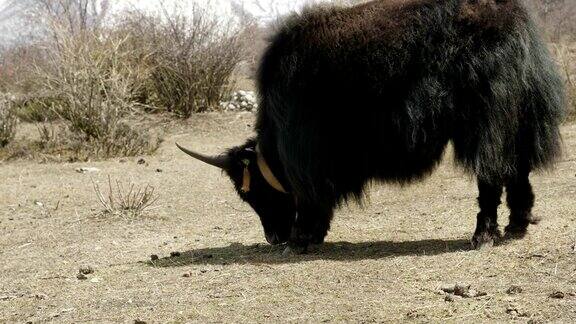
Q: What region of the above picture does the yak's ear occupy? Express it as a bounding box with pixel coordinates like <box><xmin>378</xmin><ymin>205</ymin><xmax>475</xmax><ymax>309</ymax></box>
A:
<box><xmin>175</xmin><ymin>143</ymin><xmax>231</xmax><ymax>170</ymax></box>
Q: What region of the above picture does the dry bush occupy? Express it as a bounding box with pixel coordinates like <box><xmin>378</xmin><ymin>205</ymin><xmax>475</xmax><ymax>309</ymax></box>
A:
<box><xmin>92</xmin><ymin>175</ymin><xmax>159</xmax><ymax>217</ymax></box>
<box><xmin>551</xmin><ymin>42</ymin><xmax>576</xmax><ymax>120</ymax></box>
<box><xmin>118</xmin><ymin>4</ymin><xmax>243</xmax><ymax>118</ymax></box>
<box><xmin>525</xmin><ymin>0</ymin><xmax>576</xmax><ymax>41</ymax></box>
<box><xmin>0</xmin><ymin>96</ymin><xmax>18</xmax><ymax>147</ymax></box>
<box><xmin>32</xmin><ymin>25</ymin><xmax>159</xmax><ymax>158</ymax></box>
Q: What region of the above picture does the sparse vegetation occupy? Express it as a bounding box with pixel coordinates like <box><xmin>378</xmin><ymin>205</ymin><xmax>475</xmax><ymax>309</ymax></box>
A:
<box><xmin>0</xmin><ymin>0</ymin><xmax>243</xmax><ymax>160</ymax></box>
<box><xmin>118</xmin><ymin>4</ymin><xmax>243</xmax><ymax>117</ymax></box>
<box><xmin>30</xmin><ymin>25</ymin><xmax>159</xmax><ymax>158</ymax></box>
<box><xmin>551</xmin><ymin>42</ymin><xmax>576</xmax><ymax>120</ymax></box>
<box><xmin>92</xmin><ymin>175</ymin><xmax>159</xmax><ymax>217</ymax></box>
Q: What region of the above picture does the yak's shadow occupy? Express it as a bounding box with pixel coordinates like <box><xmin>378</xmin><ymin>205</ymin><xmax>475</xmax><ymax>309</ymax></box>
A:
<box><xmin>149</xmin><ymin>238</ymin><xmax>472</xmax><ymax>267</ymax></box>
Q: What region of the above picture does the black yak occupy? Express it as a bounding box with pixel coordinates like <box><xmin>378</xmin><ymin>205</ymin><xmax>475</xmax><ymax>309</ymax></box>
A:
<box><xmin>177</xmin><ymin>0</ymin><xmax>565</xmax><ymax>253</ymax></box>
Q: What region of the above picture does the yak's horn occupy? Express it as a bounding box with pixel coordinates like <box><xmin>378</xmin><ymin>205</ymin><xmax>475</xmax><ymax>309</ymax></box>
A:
<box><xmin>176</xmin><ymin>143</ymin><xmax>230</xmax><ymax>169</ymax></box>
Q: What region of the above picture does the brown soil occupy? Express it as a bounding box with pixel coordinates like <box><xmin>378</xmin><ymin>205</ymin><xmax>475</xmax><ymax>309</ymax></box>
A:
<box><xmin>1</xmin><ymin>112</ymin><xmax>575</xmax><ymax>323</ymax></box>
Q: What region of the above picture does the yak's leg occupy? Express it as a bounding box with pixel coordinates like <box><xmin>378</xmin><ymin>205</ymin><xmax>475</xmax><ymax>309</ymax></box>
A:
<box><xmin>286</xmin><ymin>202</ymin><xmax>333</xmax><ymax>254</ymax></box>
<box><xmin>471</xmin><ymin>180</ymin><xmax>503</xmax><ymax>249</ymax></box>
<box><xmin>504</xmin><ymin>166</ymin><xmax>539</xmax><ymax>237</ymax></box>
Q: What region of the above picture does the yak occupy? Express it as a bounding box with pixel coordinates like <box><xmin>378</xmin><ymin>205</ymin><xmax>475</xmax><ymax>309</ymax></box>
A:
<box><xmin>177</xmin><ymin>0</ymin><xmax>565</xmax><ymax>253</ymax></box>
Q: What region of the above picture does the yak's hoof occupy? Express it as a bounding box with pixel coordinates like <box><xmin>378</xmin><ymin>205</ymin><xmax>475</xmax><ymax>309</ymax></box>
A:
<box><xmin>504</xmin><ymin>213</ymin><xmax>540</xmax><ymax>239</ymax></box>
<box><xmin>283</xmin><ymin>242</ymin><xmax>323</xmax><ymax>256</ymax></box>
<box><xmin>528</xmin><ymin>214</ymin><xmax>541</xmax><ymax>225</ymax></box>
<box><xmin>504</xmin><ymin>223</ymin><xmax>528</xmax><ymax>239</ymax></box>
<box><xmin>283</xmin><ymin>244</ymin><xmax>308</xmax><ymax>255</ymax></box>
<box><xmin>471</xmin><ymin>229</ymin><xmax>501</xmax><ymax>249</ymax></box>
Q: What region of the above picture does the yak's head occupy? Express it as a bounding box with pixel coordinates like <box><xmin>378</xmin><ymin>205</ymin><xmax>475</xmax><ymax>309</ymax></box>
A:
<box><xmin>176</xmin><ymin>141</ymin><xmax>296</xmax><ymax>245</ymax></box>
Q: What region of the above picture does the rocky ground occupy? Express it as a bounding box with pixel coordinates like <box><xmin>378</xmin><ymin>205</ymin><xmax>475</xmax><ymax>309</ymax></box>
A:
<box><xmin>1</xmin><ymin>113</ymin><xmax>575</xmax><ymax>323</ymax></box>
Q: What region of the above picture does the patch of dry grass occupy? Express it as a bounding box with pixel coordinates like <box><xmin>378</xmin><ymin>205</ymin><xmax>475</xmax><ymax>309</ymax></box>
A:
<box><xmin>92</xmin><ymin>175</ymin><xmax>159</xmax><ymax>217</ymax></box>
<box><xmin>551</xmin><ymin>42</ymin><xmax>576</xmax><ymax>120</ymax></box>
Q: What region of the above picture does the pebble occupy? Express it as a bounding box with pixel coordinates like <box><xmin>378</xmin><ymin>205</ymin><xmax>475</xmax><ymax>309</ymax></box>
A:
<box><xmin>441</xmin><ymin>283</ymin><xmax>486</xmax><ymax>298</ymax></box>
<box><xmin>75</xmin><ymin>167</ymin><xmax>100</xmax><ymax>173</ymax></box>
<box><xmin>34</xmin><ymin>293</ymin><xmax>48</xmax><ymax>300</ymax></box>
<box><xmin>549</xmin><ymin>291</ymin><xmax>565</xmax><ymax>299</ymax></box>
<box><xmin>221</xmin><ymin>91</ymin><xmax>258</xmax><ymax>111</ymax></box>
<box><xmin>507</xmin><ymin>285</ymin><xmax>523</xmax><ymax>295</ymax></box>
<box><xmin>76</xmin><ymin>273</ymin><xmax>87</xmax><ymax>280</ymax></box>
<box><xmin>150</xmin><ymin>254</ymin><xmax>159</xmax><ymax>261</ymax></box>
<box><xmin>137</xmin><ymin>158</ymin><xmax>146</xmax><ymax>165</ymax></box>
<box><xmin>170</xmin><ymin>251</ymin><xmax>181</xmax><ymax>257</ymax></box>
<box><xmin>79</xmin><ymin>266</ymin><xmax>94</xmax><ymax>275</ymax></box>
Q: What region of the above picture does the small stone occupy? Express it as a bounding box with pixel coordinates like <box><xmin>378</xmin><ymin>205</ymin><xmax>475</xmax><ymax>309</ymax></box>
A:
<box><xmin>34</xmin><ymin>293</ymin><xmax>48</xmax><ymax>300</ymax></box>
<box><xmin>134</xmin><ymin>320</ymin><xmax>147</xmax><ymax>324</ymax></box>
<box><xmin>156</xmin><ymin>169</ymin><xmax>163</xmax><ymax>173</ymax></box>
<box><xmin>119</xmin><ymin>159</ymin><xmax>127</xmax><ymax>163</ymax></box>
<box><xmin>182</xmin><ymin>273</ymin><xmax>191</xmax><ymax>278</ymax></box>
<box><xmin>200</xmin><ymin>269</ymin><xmax>207</xmax><ymax>273</ymax></box>
<box><xmin>170</xmin><ymin>251</ymin><xmax>181</xmax><ymax>257</ymax></box>
<box><xmin>137</xmin><ymin>158</ymin><xmax>146</xmax><ymax>165</ymax></box>
<box><xmin>571</xmin><ymin>244</ymin><xmax>576</xmax><ymax>253</ymax></box>
<box><xmin>150</xmin><ymin>254</ymin><xmax>159</xmax><ymax>261</ymax></box>
<box><xmin>454</xmin><ymin>284</ymin><xmax>471</xmax><ymax>297</ymax></box>
<box><xmin>79</xmin><ymin>266</ymin><xmax>94</xmax><ymax>275</ymax></box>
<box><xmin>440</xmin><ymin>284</ymin><xmax>456</xmax><ymax>293</ymax></box>
<box><xmin>507</xmin><ymin>285</ymin><xmax>523</xmax><ymax>295</ymax></box>
<box><xmin>76</xmin><ymin>273</ymin><xmax>87</xmax><ymax>280</ymax></box>
<box><xmin>549</xmin><ymin>291</ymin><xmax>565</xmax><ymax>299</ymax></box>
<box><xmin>89</xmin><ymin>277</ymin><xmax>100</xmax><ymax>283</ymax></box>
<box><xmin>528</xmin><ymin>320</ymin><xmax>544</xmax><ymax>324</ymax></box>
<box><xmin>75</xmin><ymin>167</ymin><xmax>100</xmax><ymax>173</ymax></box>
<box><xmin>506</xmin><ymin>306</ymin><xmax>519</xmax><ymax>316</ymax></box>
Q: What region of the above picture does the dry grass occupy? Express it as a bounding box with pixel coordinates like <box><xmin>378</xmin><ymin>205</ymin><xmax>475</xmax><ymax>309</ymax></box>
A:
<box><xmin>92</xmin><ymin>175</ymin><xmax>159</xmax><ymax>217</ymax></box>
<box><xmin>0</xmin><ymin>113</ymin><xmax>574</xmax><ymax>322</ymax></box>
<box><xmin>551</xmin><ymin>42</ymin><xmax>576</xmax><ymax>120</ymax></box>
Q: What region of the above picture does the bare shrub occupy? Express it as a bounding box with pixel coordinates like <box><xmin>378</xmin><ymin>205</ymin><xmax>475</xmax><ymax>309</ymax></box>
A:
<box><xmin>119</xmin><ymin>4</ymin><xmax>243</xmax><ymax>118</ymax></box>
<box><xmin>32</xmin><ymin>25</ymin><xmax>159</xmax><ymax>158</ymax></box>
<box><xmin>92</xmin><ymin>175</ymin><xmax>158</xmax><ymax>217</ymax></box>
<box><xmin>525</xmin><ymin>0</ymin><xmax>576</xmax><ymax>41</ymax></box>
<box><xmin>551</xmin><ymin>42</ymin><xmax>576</xmax><ymax>120</ymax></box>
<box><xmin>0</xmin><ymin>96</ymin><xmax>18</xmax><ymax>148</ymax></box>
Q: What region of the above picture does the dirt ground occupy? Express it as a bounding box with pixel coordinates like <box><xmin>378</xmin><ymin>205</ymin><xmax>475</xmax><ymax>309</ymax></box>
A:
<box><xmin>1</xmin><ymin>112</ymin><xmax>575</xmax><ymax>323</ymax></box>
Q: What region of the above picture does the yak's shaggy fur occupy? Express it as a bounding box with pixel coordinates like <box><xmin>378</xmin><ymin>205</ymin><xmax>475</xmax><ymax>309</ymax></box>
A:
<box><xmin>258</xmin><ymin>0</ymin><xmax>563</xmax><ymax>202</ymax></box>
<box><xmin>252</xmin><ymin>0</ymin><xmax>565</xmax><ymax>249</ymax></box>
<box><xmin>187</xmin><ymin>0</ymin><xmax>566</xmax><ymax>251</ymax></box>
